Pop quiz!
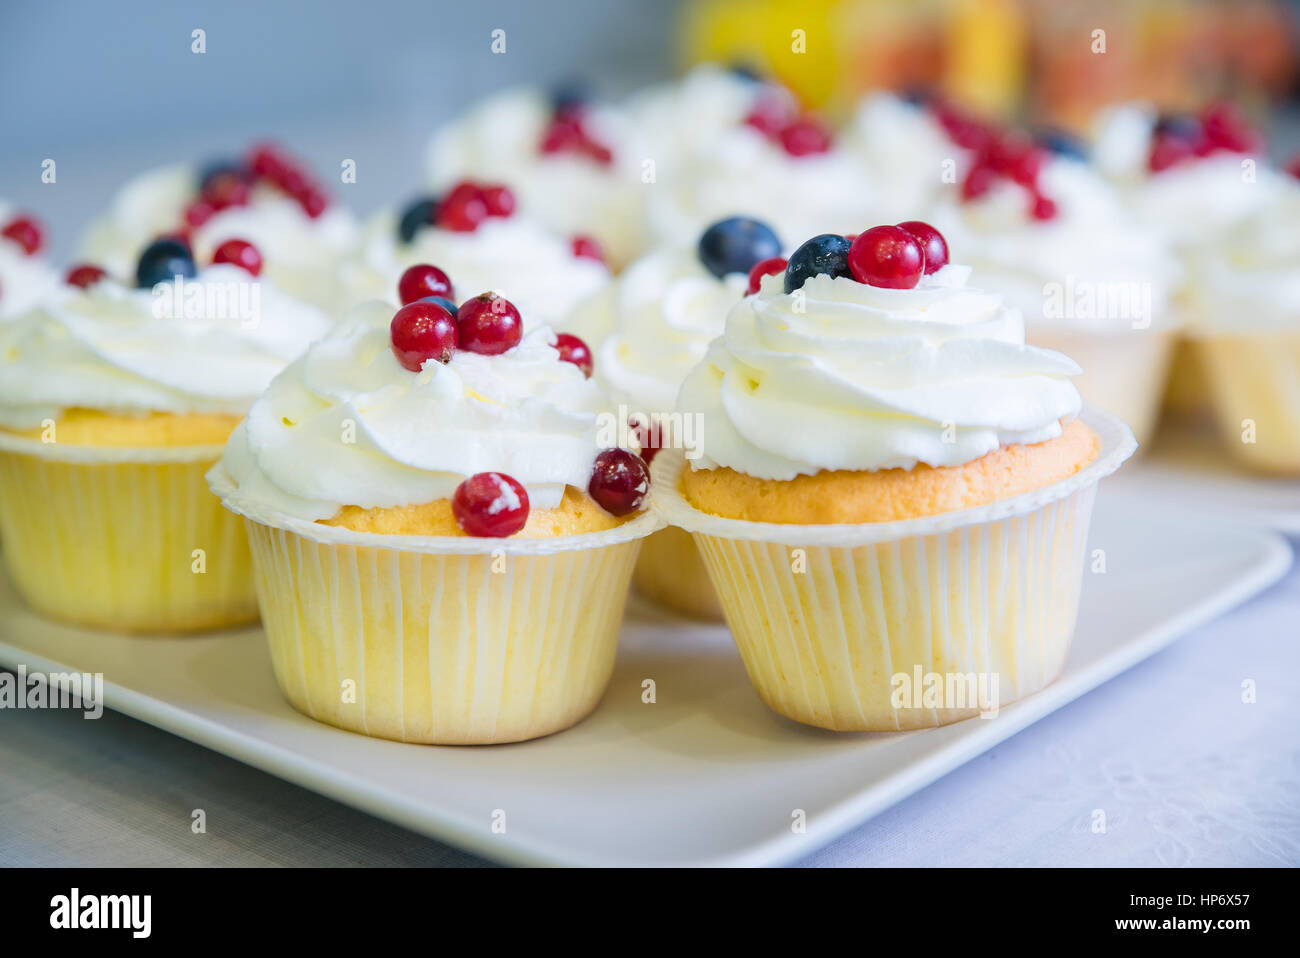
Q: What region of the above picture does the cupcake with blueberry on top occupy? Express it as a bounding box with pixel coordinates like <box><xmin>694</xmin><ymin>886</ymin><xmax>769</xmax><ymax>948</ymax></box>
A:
<box><xmin>654</xmin><ymin>221</ymin><xmax>1135</xmax><ymax>731</ymax></box>
<box><xmin>0</xmin><ymin>234</ymin><xmax>332</xmax><ymax>632</ymax></box>
<box><xmin>78</xmin><ymin>143</ymin><xmax>357</xmax><ymax>313</ymax></box>
<box><xmin>209</xmin><ymin>274</ymin><xmax>661</xmax><ymax>744</ymax></box>
<box><xmin>596</xmin><ymin>214</ymin><xmax>785</xmax><ymax>619</ymax></box>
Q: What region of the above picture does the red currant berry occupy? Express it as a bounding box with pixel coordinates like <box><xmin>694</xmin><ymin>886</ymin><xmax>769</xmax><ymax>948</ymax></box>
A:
<box><xmin>1005</xmin><ymin>141</ymin><xmax>1047</xmax><ymax>188</ymax></box>
<box><xmin>390</xmin><ymin>300</ymin><xmax>459</xmax><ymax>371</ymax></box>
<box><xmin>298</xmin><ymin>187</ymin><xmax>329</xmax><ymax>219</ymax></box>
<box><xmin>1</xmin><ymin>216</ymin><xmax>44</xmax><ymax>256</ymax></box>
<box><xmin>457</xmin><ymin>292</ymin><xmax>523</xmax><ymax>355</ymax></box>
<box><xmin>895</xmin><ymin>221</ymin><xmax>948</xmax><ymax>275</ymax></box>
<box><xmin>452</xmin><ymin>472</ymin><xmax>530</xmax><ymax>537</ymax></box>
<box><xmin>778</xmin><ymin>116</ymin><xmax>833</xmax><ymax>157</ymax></box>
<box><xmin>1148</xmin><ymin>133</ymin><xmax>1194</xmax><ymax>173</ymax></box>
<box><xmin>247</xmin><ymin>143</ymin><xmax>286</xmax><ymax>179</ymax></box>
<box><xmin>184</xmin><ymin>199</ymin><xmax>216</xmax><ymax>229</ymax></box>
<box><xmin>743</xmin><ymin>94</ymin><xmax>792</xmax><ymax>138</ymax></box>
<box><xmin>961</xmin><ymin>163</ymin><xmax>998</xmax><ymax>201</ymax></box>
<box><xmin>1287</xmin><ymin>155</ymin><xmax>1300</xmax><ymax>181</ymax></box>
<box><xmin>397</xmin><ymin>263</ymin><xmax>454</xmax><ymax>306</ymax></box>
<box><xmin>746</xmin><ymin>256</ymin><xmax>788</xmax><ymax>294</ymax></box>
<box><xmin>479</xmin><ymin>184</ymin><xmax>515</xmax><ymax>218</ymax></box>
<box><xmin>202</xmin><ymin>171</ymin><xmax>251</xmax><ymax>210</ymax></box>
<box><xmin>211</xmin><ymin>238</ymin><xmax>263</xmax><ymax>276</ymax></box>
<box><xmin>436</xmin><ymin>181</ymin><xmax>489</xmax><ymax>232</ymax></box>
<box><xmin>540</xmin><ymin>114</ymin><xmax>587</xmax><ymax>154</ymax></box>
<box><xmin>588</xmin><ymin>448</ymin><xmax>649</xmax><ymax>516</ymax></box>
<box><xmin>571</xmin><ymin>235</ymin><xmax>605</xmax><ymax>263</ymax></box>
<box><xmin>629</xmin><ymin>416</ymin><xmax>661</xmax><ymax>465</ymax></box>
<box><xmin>847</xmin><ymin>225</ymin><xmax>925</xmax><ymax>289</ymax></box>
<box><xmin>553</xmin><ymin>332</ymin><xmax>593</xmax><ymax>377</ymax></box>
<box><xmin>1200</xmin><ymin>102</ymin><xmax>1260</xmax><ymax>154</ymax></box>
<box><xmin>1029</xmin><ymin>193</ymin><xmax>1058</xmax><ymax>221</ymax></box>
<box><xmin>65</xmin><ymin>264</ymin><xmax>107</xmax><ymax>289</ymax></box>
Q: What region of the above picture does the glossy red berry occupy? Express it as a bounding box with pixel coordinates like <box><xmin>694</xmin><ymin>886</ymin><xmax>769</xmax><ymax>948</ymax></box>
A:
<box><xmin>1200</xmin><ymin>102</ymin><xmax>1261</xmax><ymax>154</ymax></box>
<box><xmin>743</xmin><ymin>94</ymin><xmax>792</xmax><ymax>137</ymax></box>
<box><xmin>588</xmin><ymin>448</ymin><xmax>650</xmax><ymax>516</ymax></box>
<box><xmin>847</xmin><ymin>225</ymin><xmax>925</xmax><ymax>289</ymax></box>
<box><xmin>479</xmin><ymin>184</ymin><xmax>515</xmax><ymax>218</ymax></box>
<box><xmin>184</xmin><ymin>199</ymin><xmax>216</xmax><ymax>229</ymax></box>
<box><xmin>398</xmin><ymin>263</ymin><xmax>454</xmax><ymax>306</ymax></box>
<box><xmin>452</xmin><ymin>472</ymin><xmax>530</xmax><ymax>537</ymax></box>
<box><xmin>746</xmin><ymin>256</ymin><xmax>788</xmax><ymax>294</ymax></box>
<box><xmin>553</xmin><ymin>332</ymin><xmax>593</xmax><ymax>377</ymax></box>
<box><xmin>1029</xmin><ymin>193</ymin><xmax>1058</xmax><ymax>221</ymax></box>
<box><xmin>540</xmin><ymin>114</ymin><xmax>587</xmax><ymax>154</ymax></box>
<box><xmin>201</xmin><ymin>171</ymin><xmax>251</xmax><ymax>210</ymax></box>
<box><xmin>778</xmin><ymin>116</ymin><xmax>833</xmax><ymax>157</ymax></box>
<box><xmin>436</xmin><ymin>181</ymin><xmax>489</xmax><ymax>232</ymax></box>
<box><xmin>1</xmin><ymin>216</ymin><xmax>43</xmax><ymax>256</ymax></box>
<box><xmin>629</xmin><ymin>416</ymin><xmax>661</xmax><ymax>465</ymax></box>
<box><xmin>248</xmin><ymin>143</ymin><xmax>287</xmax><ymax>179</ymax></box>
<box><xmin>895</xmin><ymin>221</ymin><xmax>948</xmax><ymax>275</ymax></box>
<box><xmin>211</xmin><ymin>238</ymin><xmax>263</xmax><ymax>276</ymax></box>
<box><xmin>1149</xmin><ymin>132</ymin><xmax>1194</xmax><ymax>173</ymax></box>
<box><xmin>457</xmin><ymin>292</ymin><xmax>522</xmax><ymax>355</ymax></box>
<box><xmin>390</xmin><ymin>300</ymin><xmax>459</xmax><ymax>370</ymax></box>
<box><xmin>298</xmin><ymin>187</ymin><xmax>329</xmax><ymax>219</ymax></box>
<box><xmin>65</xmin><ymin>264</ymin><xmax>108</xmax><ymax>289</ymax></box>
<box><xmin>571</xmin><ymin>235</ymin><xmax>605</xmax><ymax>263</ymax></box>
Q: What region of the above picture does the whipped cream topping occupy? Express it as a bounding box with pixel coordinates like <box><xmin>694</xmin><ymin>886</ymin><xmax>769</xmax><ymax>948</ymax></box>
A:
<box><xmin>0</xmin><ymin>264</ymin><xmax>334</xmax><ymax>429</ymax></box>
<box><xmin>426</xmin><ymin>88</ymin><xmax>647</xmax><ymax>267</ymax></box>
<box><xmin>78</xmin><ymin>165</ymin><xmax>358</xmax><ymax>311</ymax></box>
<box><xmin>1189</xmin><ymin>178</ymin><xmax>1300</xmax><ymax>332</ymax></box>
<box><xmin>846</xmin><ymin>93</ymin><xmax>962</xmax><ymax>219</ymax></box>
<box><xmin>597</xmin><ymin>246</ymin><xmax>746</xmax><ymax>412</ymax></box>
<box><xmin>677</xmin><ymin>265</ymin><xmax>1083</xmax><ymax>479</ymax></box>
<box><xmin>928</xmin><ymin>157</ymin><xmax>1180</xmax><ymax>330</ymax></box>
<box><xmin>216</xmin><ymin>301</ymin><xmax>612</xmax><ymax>519</ymax></box>
<box><xmin>0</xmin><ymin>201</ymin><xmax>58</xmax><ymax>321</ymax></box>
<box><xmin>341</xmin><ymin>211</ymin><xmax>610</xmax><ymax>333</ymax></box>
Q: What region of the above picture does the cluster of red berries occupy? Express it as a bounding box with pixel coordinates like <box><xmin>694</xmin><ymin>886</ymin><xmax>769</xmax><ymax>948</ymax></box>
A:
<box><xmin>435</xmin><ymin>180</ymin><xmax>516</xmax><ymax>233</ymax></box>
<box><xmin>1288</xmin><ymin>155</ymin><xmax>1300</xmax><ymax>181</ymax></box>
<box><xmin>1147</xmin><ymin>103</ymin><xmax>1263</xmax><ymax>173</ymax></box>
<box><xmin>63</xmin><ymin>236</ymin><xmax>263</xmax><ymax>292</ymax></box>
<box><xmin>1</xmin><ymin>214</ymin><xmax>44</xmax><ymax>256</ymax></box>
<box><xmin>743</xmin><ymin>91</ymin><xmax>833</xmax><ymax>158</ymax></box>
<box><xmin>182</xmin><ymin>143</ymin><xmax>330</xmax><ymax>241</ymax></box>
<box><xmin>390</xmin><ymin>263</ymin><xmax>592</xmax><ymax>376</ymax></box>
<box><xmin>539</xmin><ymin>103</ymin><xmax>614</xmax><ymax>166</ymax></box>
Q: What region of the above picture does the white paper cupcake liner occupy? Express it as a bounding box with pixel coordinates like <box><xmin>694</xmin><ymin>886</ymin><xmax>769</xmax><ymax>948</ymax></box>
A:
<box><xmin>650</xmin><ymin>407</ymin><xmax>1136</xmax><ymax>731</ymax></box>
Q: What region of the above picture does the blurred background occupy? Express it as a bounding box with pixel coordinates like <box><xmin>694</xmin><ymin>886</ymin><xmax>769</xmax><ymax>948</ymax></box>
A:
<box><xmin>3</xmin><ymin>0</ymin><xmax>1299</xmax><ymax>259</ymax></box>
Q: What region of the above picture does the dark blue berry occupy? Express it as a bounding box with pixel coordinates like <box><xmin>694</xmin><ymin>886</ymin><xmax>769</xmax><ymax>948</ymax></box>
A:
<box><xmin>1154</xmin><ymin>113</ymin><xmax>1200</xmax><ymax>141</ymax></box>
<box><xmin>899</xmin><ymin>86</ymin><xmax>934</xmax><ymax>108</ymax></box>
<box><xmin>784</xmin><ymin>234</ymin><xmax>852</xmax><ymax>293</ymax></box>
<box><xmin>697</xmin><ymin>216</ymin><xmax>782</xmax><ymax>280</ymax></box>
<box><xmin>136</xmin><ymin>238</ymin><xmax>196</xmax><ymax>289</ymax></box>
<box><xmin>551</xmin><ymin>80</ymin><xmax>593</xmax><ymax>113</ymax></box>
<box><xmin>1037</xmin><ymin>128</ymin><xmax>1088</xmax><ymax>161</ymax></box>
<box><xmin>727</xmin><ymin>61</ymin><xmax>764</xmax><ymax>83</ymax></box>
<box><xmin>397</xmin><ymin>197</ymin><xmax>439</xmax><ymax>244</ymax></box>
<box><xmin>419</xmin><ymin>295</ymin><xmax>458</xmax><ymax>317</ymax></box>
<box><xmin>197</xmin><ymin>159</ymin><xmax>248</xmax><ymax>192</ymax></box>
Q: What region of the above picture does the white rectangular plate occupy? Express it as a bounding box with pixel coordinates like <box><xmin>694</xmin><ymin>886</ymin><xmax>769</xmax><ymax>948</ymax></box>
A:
<box><xmin>0</xmin><ymin>491</ymin><xmax>1290</xmax><ymax>867</ymax></box>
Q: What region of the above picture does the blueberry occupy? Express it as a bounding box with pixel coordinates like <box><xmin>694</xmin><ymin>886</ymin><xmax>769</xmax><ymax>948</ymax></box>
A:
<box><xmin>551</xmin><ymin>79</ymin><xmax>593</xmax><ymax>113</ymax></box>
<box><xmin>727</xmin><ymin>60</ymin><xmax>764</xmax><ymax>83</ymax></box>
<box><xmin>899</xmin><ymin>86</ymin><xmax>934</xmax><ymax>108</ymax></box>
<box><xmin>1154</xmin><ymin>113</ymin><xmax>1200</xmax><ymax>141</ymax></box>
<box><xmin>697</xmin><ymin>216</ymin><xmax>782</xmax><ymax>280</ymax></box>
<box><xmin>397</xmin><ymin>196</ymin><xmax>439</xmax><ymax>244</ymax></box>
<box><xmin>197</xmin><ymin>159</ymin><xmax>248</xmax><ymax>192</ymax></box>
<box><xmin>419</xmin><ymin>295</ymin><xmax>458</xmax><ymax>317</ymax></box>
<box><xmin>784</xmin><ymin>233</ymin><xmax>852</xmax><ymax>293</ymax></box>
<box><xmin>135</xmin><ymin>238</ymin><xmax>196</xmax><ymax>289</ymax></box>
<box><xmin>1037</xmin><ymin>128</ymin><xmax>1088</xmax><ymax>161</ymax></box>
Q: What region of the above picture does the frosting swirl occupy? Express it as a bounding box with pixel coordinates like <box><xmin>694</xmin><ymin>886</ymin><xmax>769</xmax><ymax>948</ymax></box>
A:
<box><xmin>217</xmin><ymin>302</ymin><xmax>611</xmax><ymax>519</ymax></box>
<box><xmin>341</xmin><ymin>212</ymin><xmax>610</xmax><ymax>333</ymax></box>
<box><xmin>0</xmin><ymin>265</ymin><xmax>333</xmax><ymax>429</ymax></box>
<box><xmin>596</xmin><ymin>246</ymin><xmax>746</xmax><ymax>412</ymax></box>
<box><xmin>677</xmin><ymin>265</ymin><xmax>1083</xmax><ymax>478</ymax></box>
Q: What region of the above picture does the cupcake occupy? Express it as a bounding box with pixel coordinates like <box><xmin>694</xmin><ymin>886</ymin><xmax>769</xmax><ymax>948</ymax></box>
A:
<box><xmin>596</xmin><ymin>216</ymin><xmax>786</xmax><ymax>619</ymax></box>
<box><xmin>928</xmin><ymin>136</ymin><xmax>1180</xmax><ymax>447</ymax></box>
<box><xmin>1184</xmin><ymin>174</ymin><xmax>1300</xmax><ymax>474</ymax></box>
<box><xmin>426</xmin><ymin>87</ymin><xmax>646</xmax><ymax>268</ymax></box>
<box><xmin>208</xmin><ymin>291</ymin><xmax>661</xmax><ymax>745</ymax></box>
<box><xmin>0</xmin><ymin>239</ymin><xmax>333</xmax><ymax>631</ymax></box>
<box><xmin>0</xmin><ymin>207</ymin><xmax>57</xmax><ymax>321</ymax></box>
<box><xmin>339</xmin><ymin>180</ymin><xmax>612</xmax><ymax>338</ymax></box>
<box><xmin>654</xmin><ymin>224</ymin><xmax>1135</xmax><ymax>731</ymax></box>
<box><xmin>640</xmin><ymin>71</ymin><xmax>880</xmax><ymax>249</ymax></box>
<box><xmin>78</xmin><ymin>144</ymin><xmax>357</xmax><ymax>313</ymax></box>
<box><xmin>1091</xmin><ymin>102</ymin><xmax>1286</xmax><ymax>420</ymax></box>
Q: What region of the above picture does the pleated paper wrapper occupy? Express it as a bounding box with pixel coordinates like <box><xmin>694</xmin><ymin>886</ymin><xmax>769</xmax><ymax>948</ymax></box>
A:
<box><xmin>0</xmin><ymin>433</ymin><xmax>255</xmax><ymax>632</ymax></box>
<box><xmin>650</xmin><ymin>407</ymin><xmax>1137</xmax><ymax>732</ymax></box>
<box><xmin>633</xmin><ymin>525</ymin><xmax>724</xmax><ymax>621</ymax></box>
<box><xmin>210</xmin><ymin>464</ymin><xmax>664</xmax><ymax>745</ymax></box>
<box><xmin>1194</xmin><ymin>331</ymin><xmax>1300</xmax><ymax>475</ymax></box>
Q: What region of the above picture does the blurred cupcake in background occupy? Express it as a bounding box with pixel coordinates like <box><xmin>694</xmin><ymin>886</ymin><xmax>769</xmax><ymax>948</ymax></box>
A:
<box><xmin>0</xmin><ymin>205</ymin><xmax>57</xmax><ymax>321</ymax></box>
<box><xmin>340</xmin><ymin>179</ymin><xmax>612</xmax><ymax>340</ymax></box>
<box><xmin>78</xmin><ymin>143</ymin><xmax>358</xmax><ymax>312</ymax></box>
<box><xmin>928</xmin><ymin>123</ymin><xmax>1180</xmax><ymax>447</ymax></box>
<box><xmin>637</xmin><ymin>67</ymin><xmax>880</xmax><ymax>248</ymax></box>
<box><xmin>0</xmin><ymin>236</ymin><xmax>333</xmax><ymax>632</ymax></box>
<box><xmin>1184</xmin><ymin>173</ymin><xmax>1300</xmax><ymax>474</ymax></box>
<box><xmin>596</xmin><ymin>215</ymin><xmax>786</xmax><ymax>619</ymax></box>
<box><xmin>1091</xmin><ymin>102</ymin><xmax>1286</xmax><ymax>421</ymax></box>
<box><xmin>426</xmin><ymin>86</ymin><xmax>647</xmax><ymax>269</ymax></box>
